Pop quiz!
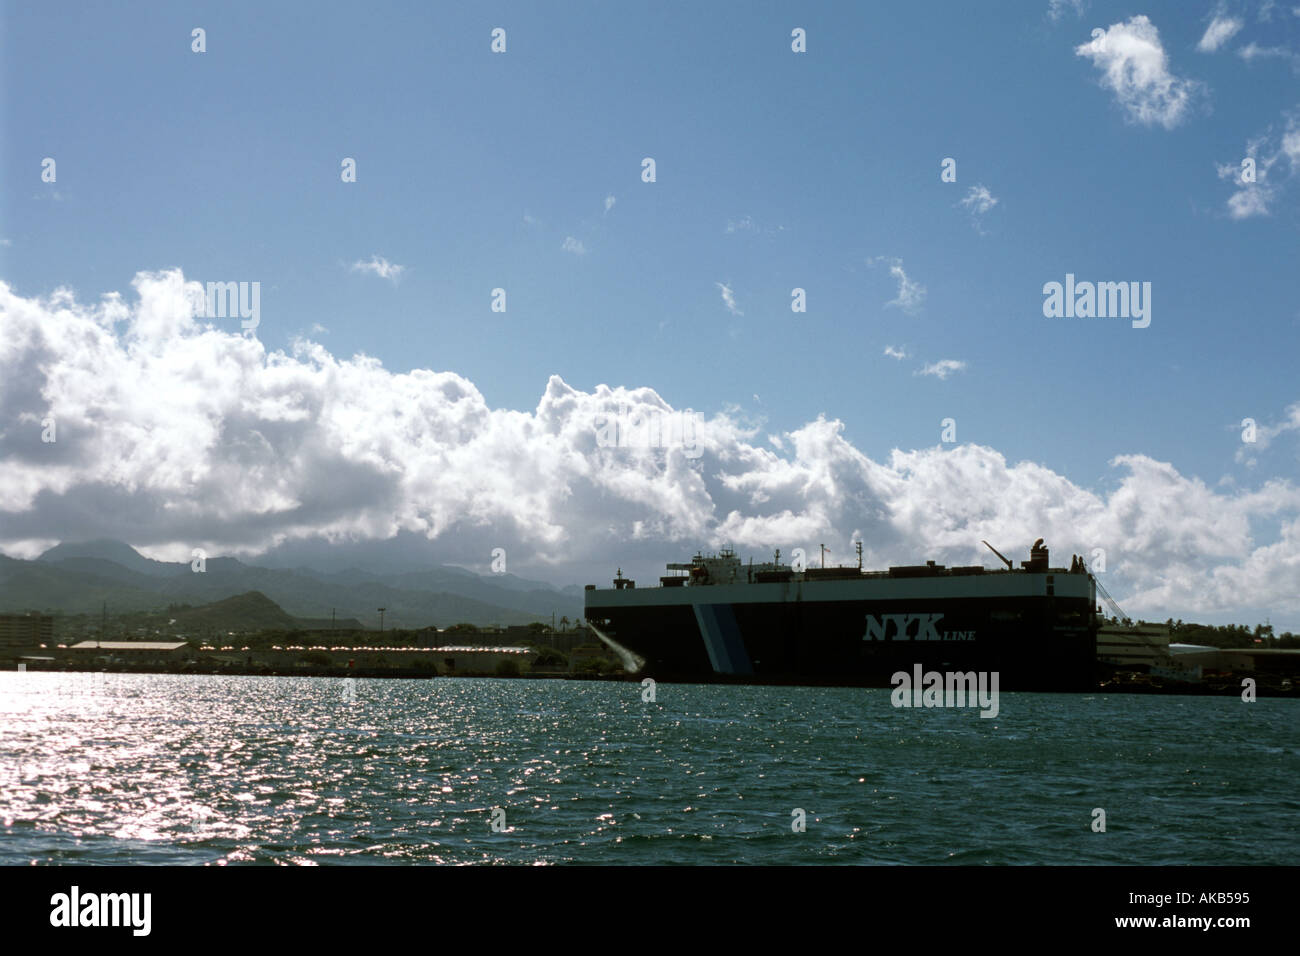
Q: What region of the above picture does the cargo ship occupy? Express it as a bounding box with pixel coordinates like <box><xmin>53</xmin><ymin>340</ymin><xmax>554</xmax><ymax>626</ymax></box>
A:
<box><xmin>583</xmin><ymin>539</ymin><xmax>1099</xmax><ymax>690</ymax></box>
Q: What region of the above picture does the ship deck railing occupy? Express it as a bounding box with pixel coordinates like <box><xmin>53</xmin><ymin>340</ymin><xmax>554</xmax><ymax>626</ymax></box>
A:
<box><xmin>622</xmin><ymin>566</ymin><xmax>1088</xmax><ymax>588</ymax></box>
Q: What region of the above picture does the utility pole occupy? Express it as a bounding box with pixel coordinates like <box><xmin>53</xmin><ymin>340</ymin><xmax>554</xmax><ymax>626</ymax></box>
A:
<box><xmin>331</xmin><ymin>608</ymin><xmax>336</xmax><ymax>631</ymax></box>
<box><xmin>820</xmin><ymin>543</ymin><xmax>827</xmax><ymax>568</ymax></box>
<box><xmin>377</xmin><ymin>608</ymin><xmax>385</xmax><ymax>634</ymax></box>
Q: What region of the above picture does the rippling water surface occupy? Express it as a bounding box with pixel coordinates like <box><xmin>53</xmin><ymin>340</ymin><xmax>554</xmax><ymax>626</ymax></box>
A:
<box><xmin>2</xmin><ymin>673</ymin><xmax>1296</xmax><ymax>864</ymax></box>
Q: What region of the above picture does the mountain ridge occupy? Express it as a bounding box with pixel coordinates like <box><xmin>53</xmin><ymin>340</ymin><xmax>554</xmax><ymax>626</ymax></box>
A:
<box><xmin>3</xmin><ymin>540</ymin><xmax>582</xmax><ymax>628</ymax></box>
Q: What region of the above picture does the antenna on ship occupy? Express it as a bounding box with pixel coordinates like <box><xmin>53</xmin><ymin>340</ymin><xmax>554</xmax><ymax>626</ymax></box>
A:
<box><xmin>820</xmin><ymin>543</ymin><xmax>827</xmax><ymax>568</ymax></box>
<box><xmin>855</xmin><ymin>540</ymin><xmax>863</xmax><ymax>570</ymax></box>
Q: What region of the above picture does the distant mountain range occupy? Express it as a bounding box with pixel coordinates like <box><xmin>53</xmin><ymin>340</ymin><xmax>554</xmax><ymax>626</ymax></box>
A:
<box><xmin>0</xmin><ymin>540</ymin><xmax>582</xmax><ymax>628</ymax></box>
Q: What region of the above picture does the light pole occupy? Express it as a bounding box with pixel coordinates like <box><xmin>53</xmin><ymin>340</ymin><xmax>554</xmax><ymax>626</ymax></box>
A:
<box><xmin>378</xmin><ymin>608</ymin><xmax>386</xmax><ymax>634</ymax></box>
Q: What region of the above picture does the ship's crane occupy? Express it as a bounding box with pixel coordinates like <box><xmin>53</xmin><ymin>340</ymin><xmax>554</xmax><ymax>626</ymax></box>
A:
<box><xmin>981</xmin><ymin>540</ymin><xmax>1013</xmax><ymax>570</ymax></box>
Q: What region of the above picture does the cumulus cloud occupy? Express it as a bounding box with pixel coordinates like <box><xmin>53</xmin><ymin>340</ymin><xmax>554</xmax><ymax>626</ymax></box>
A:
<box><xmin>715</xmin><ymin>281</ymin><xmax>742</xmax><ymax>316</ymax></box>
<box><xmin>3</xmin><ymin>270</ymin><xmax>1300</xmax><ymax>627</ymax></box>
<box><xmin>916</xmin><ymin>359</ymin><xmax>967</xmax><ymax>380</ymax></box>
<box><xmin>350</xmin><ymin>256</ymin><xmax>405</xmax><ymax>281</ymax></box>
<box><xmin>562</xmin><ymin>236</ymin><xmax>587</xmax><ymax>256</ymax></box>
<box><xmin>870</xmin><ymin>257</ymin><xmax>926</xmax><ymax>313</ymax></box>
<box><xmin>1075</xmin><ymin>16</ymin><xmax>1202</xmax><ymax>129</ymax></box>
<box><xmin>883</xmin><ymin>345</ymin><xmax>908</xmax><ymax>360</ymax></box>
<box><xmin>1197</xmin><ymin>15</ymin><xmax>1243</xmax><ymax>52</ymax></box>
<box><xmin>604</xmin><ymin>195</ymin><xmax>616</xmax><ymax>213</ymax></box>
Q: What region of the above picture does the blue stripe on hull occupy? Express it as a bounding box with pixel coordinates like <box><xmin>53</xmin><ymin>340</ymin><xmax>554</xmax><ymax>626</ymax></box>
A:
<box><xmin>693</xmin><ymin>603</ymin><xmax>753</xmax><ymax>675</ymax></box>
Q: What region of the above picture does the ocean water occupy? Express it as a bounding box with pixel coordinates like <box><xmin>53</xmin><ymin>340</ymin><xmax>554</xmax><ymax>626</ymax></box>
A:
<box><xmin>1</xmin><ymin>672</ymin><xmax>1296</xmax><ymax>865</ymax></box>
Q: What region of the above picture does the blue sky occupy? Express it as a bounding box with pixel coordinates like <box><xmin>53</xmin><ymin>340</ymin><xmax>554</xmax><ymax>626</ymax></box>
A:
<box><xmin>2</xmin><ymin>1</ymin><xmax>1299</xmax><ymax>628</ymax></box>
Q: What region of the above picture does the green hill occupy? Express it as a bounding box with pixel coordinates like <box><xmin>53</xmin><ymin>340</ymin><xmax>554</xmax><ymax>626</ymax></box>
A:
<box><xmin>169</xmin><ymin>591</ymin><xmax>299</xmax><ymax>632</ymax></box>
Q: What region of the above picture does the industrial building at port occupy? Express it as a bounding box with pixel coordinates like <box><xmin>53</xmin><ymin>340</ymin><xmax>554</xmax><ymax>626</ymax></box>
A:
<box><xmin>1096</xmin><ymin>622</ymin><xmax>1300</xmax><ymax>685</ymax></box>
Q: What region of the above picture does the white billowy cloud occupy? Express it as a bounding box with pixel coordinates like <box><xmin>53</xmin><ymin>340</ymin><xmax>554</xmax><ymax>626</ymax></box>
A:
<box><xmin>604</xmin><ymin>195</ymin><xmax>616</xmax><ymax>213</ymax></box>
<box><xmin>1197</xmin><ymin>15</ymin><xmax>1243</xmax><ymax>52</ymax></box>
<box><xmin>1075</xmin><ymin>16</ymin><xmax>1202</xmax><ymax>129</ymax></box>
<box><xmin>883</xmin><ymin>345</ymin><xmax>908</xmax><ymax>360</ymax></box>
<box><xmin>562</xmin><ymin>236</ymin><xmax>587</xmax><ymax>256</ymax></box>
<box><xmin>716</xmin><ymin>281</ymin><xmax>742</xmax><ymax>316</ymax></box>
<box><xmin>916</xmin><ymin>359</ymin><xmax>967</xmax><ymax>380</ymax></box>
<box><xmin>2</xmin><ymin>270</ymin><xmax>1300</xmax><ymax>626</ymax></box>
<box><xmin>871</xmin><ymin>257</ymin><xmax>926</xmax><ymax>313</ymax></box>
<box><xmin>350</xmin><ymin>256</ymin><xmax>405</xmax><ymax>282</ymax></box>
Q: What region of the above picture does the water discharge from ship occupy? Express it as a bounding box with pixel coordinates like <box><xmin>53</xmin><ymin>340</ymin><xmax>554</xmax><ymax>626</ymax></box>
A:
<box><xmin>586</xmin><ymin>623</ymin><xmax>646</xmax><ymax>674</ymax></box>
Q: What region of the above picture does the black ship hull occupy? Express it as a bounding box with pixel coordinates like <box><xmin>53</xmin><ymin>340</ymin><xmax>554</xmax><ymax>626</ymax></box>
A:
<box><xmin>585</xmin><ymin>576</ymin><xmax>1099</xmax><ymax>692</ymax></box>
